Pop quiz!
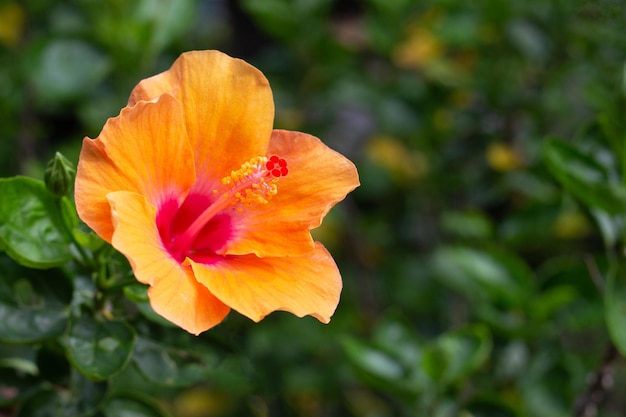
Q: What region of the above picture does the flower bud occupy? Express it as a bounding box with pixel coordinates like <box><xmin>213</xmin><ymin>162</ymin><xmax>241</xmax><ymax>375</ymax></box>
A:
<box><xmin>44</xmin><ymin>152</ymin><xmax>76</xmax><ymax>198</ymax></box>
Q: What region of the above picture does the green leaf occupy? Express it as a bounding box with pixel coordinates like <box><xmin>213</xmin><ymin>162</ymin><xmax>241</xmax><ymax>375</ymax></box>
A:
<box><xmin>0</xmin><ymin>177</ymin><xmax>75</xmax><ymax>268</ymax></box>
<box><xmin>605</xmin><ymin>269</ymin><xmax>626</xmax><ymax>355</ymax></box>
<box><xmin>241</xmin><ymin>0</ymin><xmax>332</xmax><ymax>41</ymax></box>
<box><xmin>543</xmin><ymin>139</ymin><xmax>626</xmax><ymax>214</ymax></box>
<box><xmin>431</xmin><ymin>246</ymin><xmax>533</xmax><ymax>307</ymax></box>
<box><xmin>65</xmin><ymin>314</ymin><xmax>135</xmax><ymax>381</ymax></box>
<box><xmin>341</xmin><ymin>335</ymin><xmax>424</xmax><ymax>397</ymax></box>
<box><xmin>73</xmin><ymin>225</ymin><xmax>105</xmax><ymax>252</ymax></box>
<box><xmin>590</xmin><ymin>209</ymin><xmax>623</xmax><ymax>249</ymax></box>
<box><xmin>14</xmin><ymin>372</ymin><xmax>107</xmax><ymax>417</ymax></box>
<box><xmin>0</xmin><ymin>256</ymin><xmax>72</xmax><ymax>343</ymax></box>
<box><xmin>104</xmin><ymin>395</ymin><xmax>170</xmax><ymax>417</ymax></box>
<box><xmin>499</xmin><ymin>204</ymin><xmax>560</xmax><ymax>248</ymax></box>
<box><xmin>520</xmin><ymin>352</ymin><xmax>572</xmax><ymax>417</ymax></box>
<box><xmin>528</xmin><ymin>285</ymin><xmax>577</xmax><ymax>322</ymax></box>
<box><xmin>14</xmin><ymin>389</ymin><xmax>57</xmax><ymax>417</ymax></box>
<box><xmin>420</xmin><ymin>325</ymin><xmax>492</xmax><ymax>387</ymax></box>
<box><xmin>371</xmin><ymin>318</ymin><xmax>422</xmax><ymax>367</ymax></box>
<box><xmin>61</xmin><ymin>369</ymin><xmax>109</xmax><ymax>417</ymax></box>
<box><xmin>0</xmin><ymin>344</ymin><xmax>38</xmax><ymax>376</ymax></box>
<box><xmin>343</xmin><ymin>337</ymin><xmax>404</xmax><ymax>380</ymax></box>
<box><xmin>132</xmin><ymin>337</ymin><xmax>219</xmax><ymax>388</ymax></box>
<box><xmin>141</xmin><ymin>0</ymin><xmax>196</xmax><ymax>56</ymax></box>
<box><xmin>123</xmin><ymin>284</ymin><xmax>149</xmax><ymax>303</ymax></box>
<box><xmin>29</xmin><ymin>39</ymin><xmax>111</xmax><ymax>102</ymax></box>
<box><xmin>440</xmin><ymin>210</ymin><xmax>494</xmax><ymax>240</ymax></box>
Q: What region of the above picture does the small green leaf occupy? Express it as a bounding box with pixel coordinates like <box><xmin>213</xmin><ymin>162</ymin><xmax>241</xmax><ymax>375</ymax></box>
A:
<box><xmin>73</xmin><ymin>223</ymin><xmax>105</xmax><ymax>252</ymax></box>
<box><xmin>440</xmin><ymin>210</ymin><xmax>494</xmax><ymax>240</ymax></box>
<box><xmin>132</xmin><ymin>337</ymin><xmax>218</xmax><ymax>388</ymax></box>
<box><xmin>13</xmin><ymin>372</ymin><xmax>107</xmax><ymax>417</ymax></box>
<box><xmin>142</xmin><ymin>0</ymin><xmax>196</xmax><ymax>56</ymax></box>
<box><xmin>343</xmin><ymin>337</ymin><xmax>404</xmax><ymax>381</ymax></box>
<box><xmin>432</xmin><ymin>246</ymin><xmax>533</xmax><ymax>307</ymax></box>
<box><xmin>0</xmin><ymin>344</ymin><xmax>38</xmax><ymax>376</ymax></box>
<box><xmin>0</xmin><ymin>177</ymin><xmax>75</xmax><ymax>268</ymax></box>
<box><xmin>14</xmin><ymin>389</ymin><xmax>57</xmax><ymax>417</ymax></box>
<box><xmin>123</xmin><ymin>284</ymin><xmax>149</xmax><ymax>303</ymax></box>
<box><xmin>29</xmin><ymin>39</ymin><xmax>111</xmax><ymax>102</ymax></box>
<box><xmin>528</xmin><ymin>285</ymin><xmax>577</xmax><ymax>322</ymax></box>
<box><xmin>104</xmin><ymin>395</ymin><xmax>170</xmax><ymax>417</ymax></box>
<box><xmin>241</xmin><ymin>0</ymin><xmax>332</xmax><ymax>41</ymax></box>
<box><xmin>590</xmin><ymin>209</ymin><xmax>622</xmax><ymax>249</ymax></box>
<box><xmin>605</xmin><ymin>270</ymin><xmax>626</xmax><ymax>355</ymax></box>
<box><xmin>0</xmin><ymin>256</ymin><xmax>72</xmax><ymax>343</ymax></box>
<box><xmin>372</xmin><ymin>318</ymin><xmax>422</xmax><ymax>367</ymax></box>
<box><xmin>341</xmin><ymin>335</ymin><xmax>424</xmax><ymax>397</ymax></box>
<box><xmin>66</xmin><ymin>314</ymin><xmax>135</xmax><ymax>380</ymax></box>
<box><xmin>543</xmin><ymin>139</ymin><xmax>626</xmax><ymax>214</ymax></box>
<box><xmin>61</xmin><ymin>369</ymin><xmax>108</xmax><ymax>417</ymax></box>
<box><xmin>421</xmin><ymin>325</ymin><xmax>492</xmax><ymax>387</ymax></box>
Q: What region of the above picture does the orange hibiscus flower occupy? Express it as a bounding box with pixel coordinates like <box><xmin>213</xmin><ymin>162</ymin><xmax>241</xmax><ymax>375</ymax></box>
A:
<box><xmin>75</xmin><ymin>50</ymin><xmax>359</xmax><ymax>335</ymax></box>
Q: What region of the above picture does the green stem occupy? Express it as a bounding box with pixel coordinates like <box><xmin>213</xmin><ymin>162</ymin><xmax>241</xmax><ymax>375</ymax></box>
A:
<box><xmin>101</xmin><ymin>275</ymin><xmax>137</xmax><ymax>291</ymax></box>
<box><xmin>95</xmin><ymin>244</ymin><xmax>115</xmax><ymax>290</ymax></box>
<box><xmin>55</xmin><ymin>198</ymin><xmax>92</xmax><ymax>266</ymax></box>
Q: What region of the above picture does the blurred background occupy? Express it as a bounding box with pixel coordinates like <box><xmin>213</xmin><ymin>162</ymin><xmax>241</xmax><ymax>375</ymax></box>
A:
<box><xmin>1</xmin><ymin>0</ymin><xmax>626</xmax><ymax>416</ymax></box>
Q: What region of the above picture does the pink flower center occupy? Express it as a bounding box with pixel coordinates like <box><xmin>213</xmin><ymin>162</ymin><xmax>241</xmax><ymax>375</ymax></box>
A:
<box><xmin>157</xmin><ymin>155</ymin><xmax>288</xmax><ymax>263</ymax></box>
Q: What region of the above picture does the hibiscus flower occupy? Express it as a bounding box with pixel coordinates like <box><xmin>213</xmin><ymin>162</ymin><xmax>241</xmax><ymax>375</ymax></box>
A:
<box><xmin>75</xmin><ymin>50</ymin><xmax>359</xmax><ymax>335</ymax></box>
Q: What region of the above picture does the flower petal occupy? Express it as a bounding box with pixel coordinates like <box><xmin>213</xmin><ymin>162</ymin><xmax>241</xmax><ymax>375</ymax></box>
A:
<box><xmin>189</xmin><ymin>242</ymin><xmax>342</xmax><ymax>323</ymax></box>
<box><xmin>128</xmin><ymin>50</ymin><xmax>274</xmax><ymax>192</ymax></box>
<box><xmin>107</xmin><ymin>191</ymin><xmax>230</xmax><ymax>335</ymax></box>
<box><xmin>222</xmin><ymin>130</ymin><xmax>360</xmax><ymax>257</ymax></box>
<box><xmin>148</xmin><ymin>267</ymin><xmax>231</xmax><ymax>336</ymax></box>
<box><xmin>75</xmin><ymin>94</ymin><xmax>195</xmax><ymax>242</ymax></box>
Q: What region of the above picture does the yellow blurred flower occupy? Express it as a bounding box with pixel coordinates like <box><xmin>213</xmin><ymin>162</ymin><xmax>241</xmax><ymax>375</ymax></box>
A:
<box><xmin>553</xmin><ymin>210</ymin><xmax>591</xmax><ymax>239</ymax></box>
<box><xmin>366</xmin><ymin>135</ymin><xmax>428</xmax><ymax>182</ymax></box>
<box><xmin>0</xmin><ymin>2</ymin><xmax>24</xmax><ymax>46</ymax></box>
<box><xmin>392</xmin><ymin>10</ymin><xmax>476</xmax><ymax>85</ymax></box>
<box><xmin>486</xmin><ymin>142</ymin><xmax>523</xmax><ymax>172</ymax></box>
<box><xmin>393</xmin><ymin>27</ymin><xmax>443</xmax><ymax>70</ymax></box>
<box><xmin>172</xmin><ymin>387</ymin><xmax>234</xmax><ymax>417</ymax></box>
<box><xmin>393</xmin><ymin>11</ymin><xmax>443</xmax><ymax>70</ymax></box>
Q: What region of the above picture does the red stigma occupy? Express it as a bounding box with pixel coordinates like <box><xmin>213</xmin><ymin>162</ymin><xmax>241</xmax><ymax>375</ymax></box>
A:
<box><xmin>266</xmin><ymin>155</ymin><xmax>288</xmax><ymax>177</ymax></box>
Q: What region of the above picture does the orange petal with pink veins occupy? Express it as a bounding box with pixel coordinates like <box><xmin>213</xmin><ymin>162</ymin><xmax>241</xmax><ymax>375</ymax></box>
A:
<box><xmin>75</xmin><ymin>94</ymin><xmax>195</xmax><ymax>242</ymax></box>
<box><xmin>128</xmin><ymin>50</ymin><xmax>275</xmax><ymax>193</ymax></box>
<box><xmin>222</xmin><ymin>130</ymin><xmax>359</xmax><ymax>257</ymax></box>
<box><xmin>108</xmin><ymin>191</ymin><xmax>230</xmax><ymax>335</ymax></box>
<box><xmin>189</xmin><ymin>242</ymin><xmax>342</xmax><ymax>324</ymax></box>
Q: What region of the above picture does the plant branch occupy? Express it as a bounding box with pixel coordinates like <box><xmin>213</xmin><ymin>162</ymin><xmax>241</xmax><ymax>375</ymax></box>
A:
<box><xmin>572</xmin><ymin>343</ymin><xmax>620</xmax><ymax>417</ymax></box>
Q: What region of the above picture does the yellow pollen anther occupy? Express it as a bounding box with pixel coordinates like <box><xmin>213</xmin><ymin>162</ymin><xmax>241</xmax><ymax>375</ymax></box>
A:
<box><xmin>216</xmin><ymin>156</ymin><xmax>281</xmax><ymax>208</ymax></box>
